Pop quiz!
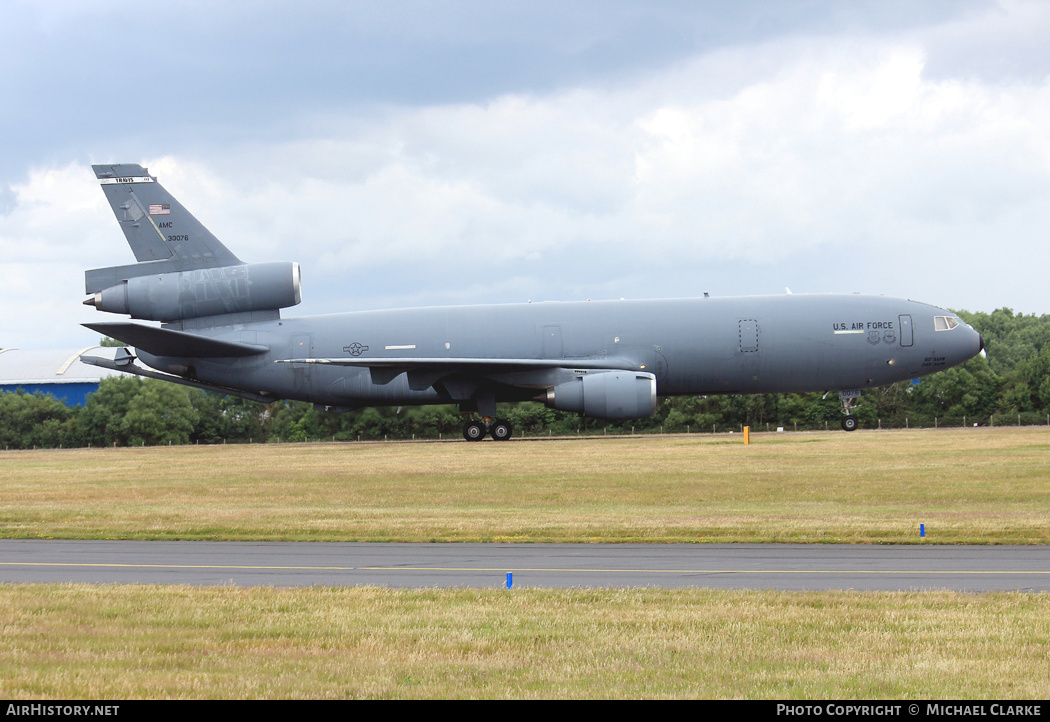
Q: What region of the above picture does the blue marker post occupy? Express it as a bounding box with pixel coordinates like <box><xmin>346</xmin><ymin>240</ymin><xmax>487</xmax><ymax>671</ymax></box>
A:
<box><xmin>920</xmin><ymin>523</ymin><xmax>925</xmax><ymax>538</ymax></box>
<box><xmin>506</xmin><ymin>572</ymin><xmax>513</xmax><ymax>589</ymax></box>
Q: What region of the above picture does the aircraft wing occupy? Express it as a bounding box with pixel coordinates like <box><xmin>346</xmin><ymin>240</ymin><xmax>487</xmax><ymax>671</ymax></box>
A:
<box><xmin>278</xmin><ymin>357</ymin><xmax>634</xmax><ymax>369</ymax></box>
<box><xmin>277</xmin><ymin>356</ymin><xmax>643</xmax><ymax>389</ymax></box>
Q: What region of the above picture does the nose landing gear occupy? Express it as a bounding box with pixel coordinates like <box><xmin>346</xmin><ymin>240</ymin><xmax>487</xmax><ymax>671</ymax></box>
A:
<box><xmin>837</xmin><ymin>389</ymin><xmax>861</xmax><ymax>432</ymax></box>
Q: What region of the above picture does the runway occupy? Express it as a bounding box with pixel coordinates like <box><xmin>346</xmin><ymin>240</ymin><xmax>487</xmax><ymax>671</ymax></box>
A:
<box><xmin>0</xmin><ymin>540</ymin><xmax>1047</xmax><ymax>591</ymax></box>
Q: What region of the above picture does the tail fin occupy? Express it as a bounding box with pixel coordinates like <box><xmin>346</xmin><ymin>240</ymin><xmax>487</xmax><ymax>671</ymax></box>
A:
<box><xmin>92</xmin><ymin>163</ymin><xmax>241</xmax><ymax>268</ymax></box>
<box><xmin>85</xmin><ymin>164</ymin><xmax>301</xmax><ymax>324</ymax></box>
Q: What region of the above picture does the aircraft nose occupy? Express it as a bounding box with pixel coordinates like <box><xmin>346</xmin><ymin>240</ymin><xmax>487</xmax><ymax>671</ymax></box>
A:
<box><xmin>964</xmin><ymin>326</ymin><xmax>985</xmax><ymax>361</ymax></box>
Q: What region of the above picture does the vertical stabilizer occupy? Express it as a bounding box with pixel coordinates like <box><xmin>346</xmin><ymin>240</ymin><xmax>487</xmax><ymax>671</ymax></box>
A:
<box><xmin>92</xmin><ymin>164</ymin><xmax>241</xmax><ymax>269</ymax></box>
<box><xmin>85</xmin><ymin>163</ymin><xmax>300</xmax><ymax>323</ymax></box>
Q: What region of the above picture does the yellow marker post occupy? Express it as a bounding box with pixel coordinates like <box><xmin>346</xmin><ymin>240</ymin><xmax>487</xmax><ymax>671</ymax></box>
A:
<box><xmin>743</xmin><ymin>426</ymin><xmax>750</xmax><ymax>444</ymax></box>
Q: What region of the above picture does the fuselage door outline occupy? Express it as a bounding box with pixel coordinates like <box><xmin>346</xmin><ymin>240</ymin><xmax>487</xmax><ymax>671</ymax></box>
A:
<box><xmin>899</xmin><ymin>315</ymin><xmax>914</xmax><ymax>347</ymax></box>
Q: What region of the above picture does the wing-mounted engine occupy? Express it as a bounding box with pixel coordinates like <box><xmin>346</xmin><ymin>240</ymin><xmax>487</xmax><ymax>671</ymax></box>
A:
<box><xmin>544</xmin><ymin>370</ymin><xmax>657</xmax><ymax>420</ymax></box>
<box><xmin>84</xmin><ymin>261</ymin><xmax>301</xmax><ymax>322</ymax></box>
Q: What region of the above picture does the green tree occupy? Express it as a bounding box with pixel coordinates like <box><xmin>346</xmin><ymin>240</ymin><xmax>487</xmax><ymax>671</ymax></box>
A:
<box><xmin>119</xmin><ymin>382</ymin><xmax>200</xmax><ymax>446</ymax></box>
<box><xmin>216</xmin><ymin>396</ymin><xmax>271</xmax><ymax>442</ymax></box>
<box><xmin>0</xmin><ymin>390</ymin><xmax>76</xmax><ymax>449</ymax></box>
<box><xmin>998</xmin><ymin>347</ymin><xmax>1050</xmax><ymax>414</ymax></box>
<box><xmin>958</xmin><ymin>308</ymin><xmax>1050</xmax><ymax>375</ymax></box>
<box><xmin>76</xmin><ymin>376</ymin><xmax>145</xmax><ymax>447</ymax></box>
<box><xmin>909</xmin><ymin>356</ymin><xmax>999</xmax><ymax>420</ymax></box>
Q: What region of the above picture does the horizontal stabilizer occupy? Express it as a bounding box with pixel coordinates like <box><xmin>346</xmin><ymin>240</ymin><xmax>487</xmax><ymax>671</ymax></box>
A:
<box><xmin>84</xmin><ymin>322</ymin><xmax>268</xmax><ymax>358</ymax></box>
<box><xmin>85</xmin><ymin>259</ymin><xmax>180</xmax><ymax>295</ymax></box>
<box><xmin>80</xmin><ymin>353</ymin><xmax>275</xmax><ymax>403</ymax></box>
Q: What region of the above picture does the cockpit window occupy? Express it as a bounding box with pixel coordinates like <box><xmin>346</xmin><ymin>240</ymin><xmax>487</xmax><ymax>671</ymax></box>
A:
<box><xmin>934</xmin><ymin>316</ymin><xmax>960</xmax><ymax>331</ymax></box>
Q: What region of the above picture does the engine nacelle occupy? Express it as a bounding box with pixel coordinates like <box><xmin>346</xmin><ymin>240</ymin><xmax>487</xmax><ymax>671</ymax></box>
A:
<box><xmin>544</xmin><ymin>370</ymin><xmax>657</xmax><ymax>420</ymax></box>
<box><xmin>86</xmin><ymin>262</ymin><xmax>301</xmax><ymax>321</ymax></box>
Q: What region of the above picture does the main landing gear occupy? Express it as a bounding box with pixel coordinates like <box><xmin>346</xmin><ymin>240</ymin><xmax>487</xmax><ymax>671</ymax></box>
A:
<box><xmin>462</xmin><ymin>417</ymin><xmax>514</xmax><ymax>441</ymax></box>
<box><xmin>460</xmin><ymin>390</ymin><xmax>512</xmax><ymax>441</ymax></box>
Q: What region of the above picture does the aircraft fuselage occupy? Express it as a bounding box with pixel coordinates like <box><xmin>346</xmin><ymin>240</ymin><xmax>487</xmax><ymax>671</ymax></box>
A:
<box><xmin>80</xmin><ymin>164</ymin><xmax>984</xmax><ymax>433</ymax></box>
<box><xmin>140</xmin><ymin>293</ymin><xmax>983</xmax><ymax>410</ymax></box>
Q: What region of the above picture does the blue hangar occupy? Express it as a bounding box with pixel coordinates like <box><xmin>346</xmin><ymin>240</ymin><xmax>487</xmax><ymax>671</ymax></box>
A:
<box><xmin>0</xmin><ymin>347</ymin><xmax>127</xmax><ymax>406</ymax></box>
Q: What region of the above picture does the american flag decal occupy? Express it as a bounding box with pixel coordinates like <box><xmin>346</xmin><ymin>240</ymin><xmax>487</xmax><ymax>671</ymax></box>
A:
<box><xmin>149</xmin><ymin>203</ymin><xmax>171</xmax><ymax>215</ymax></box>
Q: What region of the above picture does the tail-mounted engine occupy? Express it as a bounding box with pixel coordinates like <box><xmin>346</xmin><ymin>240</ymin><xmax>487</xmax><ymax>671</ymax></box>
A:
<box><xmin>84</xmin><ymin>261</ymin><xmax>301</xmax><ymax>322</ymax></box>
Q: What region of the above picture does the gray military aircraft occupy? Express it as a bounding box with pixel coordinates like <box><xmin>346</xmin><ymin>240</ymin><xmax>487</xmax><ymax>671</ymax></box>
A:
<box><xmin>80</xmin><ymin>164</ymin><xmax>984</xmax><ymax>439</ymax></box>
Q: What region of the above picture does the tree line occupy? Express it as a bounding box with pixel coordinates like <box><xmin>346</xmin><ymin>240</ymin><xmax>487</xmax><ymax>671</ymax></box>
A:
<box><xmin>2</xmin><ymin>308</ymin><xmax>1049</xmax><ymax>449</ymax></box>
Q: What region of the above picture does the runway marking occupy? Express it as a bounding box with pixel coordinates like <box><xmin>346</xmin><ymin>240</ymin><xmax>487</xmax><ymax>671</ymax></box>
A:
<box><xmin>1</xmin><ymin>562</ymin><xmax>1047</xmax><ymax>575</ymax></box>
<box><xmin>0</xmin><ymin>562</ymin><xmax>354</xmax><ymax>571</ymax></box>
<box><xmin>360</xmin><ymin>567</ymin><xmax>1050</xmax><ymax>575</ymax></box>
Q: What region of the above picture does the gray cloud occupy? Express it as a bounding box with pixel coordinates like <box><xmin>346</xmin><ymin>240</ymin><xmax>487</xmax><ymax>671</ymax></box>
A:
<box><xmin>1</xmin><ymin>0</ymin><xmax>1047</xmax><ymax>348</ymax></box>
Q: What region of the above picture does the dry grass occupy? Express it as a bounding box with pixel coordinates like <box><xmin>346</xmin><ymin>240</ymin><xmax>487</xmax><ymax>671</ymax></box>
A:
<box><xmin>0</xmin><ymin>584</ymin><xmax>1046</xmax><ymax>699</ymax></box>
<box><xmin>2</xmin><ymin>429</ymin><xmax>1047</xmax><ymax>699</ymax></box>
<box><xmin>1</xmin><ymin>427</ymin><xmax>1048</xmax><ymax>543</ymax></box>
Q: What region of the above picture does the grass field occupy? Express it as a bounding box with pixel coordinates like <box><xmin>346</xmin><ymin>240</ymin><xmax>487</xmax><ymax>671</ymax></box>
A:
<box><xmin>1</xmin><ymin>585</ymin><xmax>1047</xmax><ymax>699</ymax></box>
<box><xmin>2</xmin><ymin>427</ymin><xmax>1048</xmax><ymax>699</ymax></box>
<box><xmin>1</xmin><ymin>427</ymin><xmax>1047</xmax><ymax>543</ymax></box>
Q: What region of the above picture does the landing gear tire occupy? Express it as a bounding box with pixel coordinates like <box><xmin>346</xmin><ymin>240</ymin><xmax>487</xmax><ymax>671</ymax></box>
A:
<box><xmin>490</xmin><ymin>420</ymin><xmax>513</xmax><ymax>441</ymax></box>
<box><xmin>463</xmin><ymin>420</ymin><xmax>486</xmax><ymax>441</ymax></box>
<box><xmin>841</xmin><ymin>416</ymin><xmax>858</xmax><ymax>432</ymax></box>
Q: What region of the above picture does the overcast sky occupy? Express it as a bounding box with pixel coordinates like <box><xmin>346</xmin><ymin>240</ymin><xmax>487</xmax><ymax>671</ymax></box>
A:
<box><xmin>2</xmin><ymin>0</ymin><xmax>1049</xmax><ymax>348</ymax></box>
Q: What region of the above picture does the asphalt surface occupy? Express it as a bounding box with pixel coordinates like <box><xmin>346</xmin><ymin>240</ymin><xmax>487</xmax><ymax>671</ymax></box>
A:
<box><xmin>0</xmin><ymin>540</ymin><xmax>1047</xmax><ymax>591</ymax></box>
